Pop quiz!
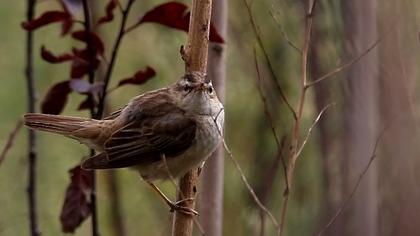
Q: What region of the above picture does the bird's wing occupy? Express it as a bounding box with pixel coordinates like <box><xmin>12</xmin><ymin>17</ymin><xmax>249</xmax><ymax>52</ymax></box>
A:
<box><xmin>103</xmin><ymin>106</ymin><xmax>126</xmax><ymax>120</ymax></box>
<box><xmin>83</xmin><ymin>100</ymin><xmax>196</xmax><ymax>169</ymax></box>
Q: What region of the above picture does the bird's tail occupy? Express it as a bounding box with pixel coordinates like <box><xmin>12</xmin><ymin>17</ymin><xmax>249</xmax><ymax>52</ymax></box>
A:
<box><xmin>23</xmin><ymin>113</ymin><xmax>95</xmax><ymax>136</ymax></box>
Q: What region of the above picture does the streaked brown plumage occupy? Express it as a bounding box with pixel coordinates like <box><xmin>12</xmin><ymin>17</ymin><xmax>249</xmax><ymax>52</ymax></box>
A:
<box><xmin>24</xmin><ymin>73</ymin><xmax>224</xmax><ymax>180</ymax></box>
<box><xmin>24</xmin><ymin>73</ymin><xmax>224</xmax><ymax>214</ymax></box>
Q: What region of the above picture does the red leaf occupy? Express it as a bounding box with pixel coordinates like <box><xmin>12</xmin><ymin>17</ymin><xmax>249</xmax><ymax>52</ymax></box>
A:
<box><xmin>61</xmin><ymin>18</ymin><xmax>74</xmax><ymax>36</ymax></box>
<box><xmin>139</xmin><ymin>2</ymin><xmax>189</xmax><ymax>31</ymax></box>
<box><xmin>21</xmin><ymin>11</ymin><xmax>72</xmax><ymax>31</ymax></box>
<box><xmin>209</xmin><ymin>24</ymin><xmax>224</xmax><ymax>43</ymax></box>
<box><xmin>70</xmin><ymin>62</ymin><xmax>88</xmax><ymax>79</ymax></box>
<box><xmin>58</xmin><ymin>0</ymin><xmax>76</xmax><ymax>35</ymax></box>
<box><xmin>41</xmin><ymin>46</ymin><xmax>74</xmax><ymax>63</ymax></box>
<box><xmin>118</xmin><ymin>66</ymin><xmax>156</xmax><ymax>87</ymax></box>
<box><xmin>70</xmin><ymin>48</ymin><xmax>100</xmax><ymax>79</ymax></box>
<box><xmin>97</xmin><ymin>0</ymin><xmax>117</xmax><ymax>25</ymax></box>
<box><xmin>41</xmin><ymin>81</ymin><xmax>71</xmax><ymax>115</ymax></box>
<box><xmin>60</xmin><ymin>166</ymin><xmax>92</xmax><ymax>233</ymax></box>
<box><xmin>72</xmin><ymin>30</ymin><xmax>105</xmax><ymax>55</ymax></box>
<box><xmin>137</xmin><ymin>2</ymin><xmax>224</xmax><ymax>43</ymax></box>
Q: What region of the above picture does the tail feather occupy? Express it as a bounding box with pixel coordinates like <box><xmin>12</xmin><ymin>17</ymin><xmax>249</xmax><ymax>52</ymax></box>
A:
<box><xmin>23</xmin><ymin>113</ymin><xmax>92</xmax><ymax>135</ymax></box>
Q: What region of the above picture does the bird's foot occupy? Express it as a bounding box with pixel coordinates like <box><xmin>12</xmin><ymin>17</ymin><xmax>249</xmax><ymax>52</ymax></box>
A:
<box><xmin>168</xmin><ymin>198</ymin><xmax>198</xmax><ymax>216</ymax></box>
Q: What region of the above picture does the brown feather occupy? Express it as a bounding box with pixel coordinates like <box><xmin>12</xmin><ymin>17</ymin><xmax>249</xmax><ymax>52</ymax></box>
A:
<box><xmin>23</xmin><ymin>113</ymin><xmax>110</xmax><ymax>150</ymax></box>
<box><xmin>24</xmin><ymin>113</ymin><xmax>93</xmax><ymax>135</ymax></box>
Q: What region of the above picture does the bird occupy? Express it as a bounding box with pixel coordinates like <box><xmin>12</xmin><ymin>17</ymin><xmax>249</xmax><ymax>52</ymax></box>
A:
<box><xmin>23</xmin><ymin>72</ymin><xmax>224</xmax><ymax>215</ymax></box>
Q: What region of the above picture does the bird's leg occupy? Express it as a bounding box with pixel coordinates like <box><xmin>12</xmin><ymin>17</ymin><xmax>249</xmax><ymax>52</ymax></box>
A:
<box><xmin>146</xmin><ymin>181</ymin><xmax>198</xmax><ymax>216</ymax></box>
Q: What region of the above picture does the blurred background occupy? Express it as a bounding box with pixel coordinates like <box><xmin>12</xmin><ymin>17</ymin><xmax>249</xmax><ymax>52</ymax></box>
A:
<box><xmin>1</xmin><ymin>0</ymin><xmax>420</xmax><ymax>235</ymax></box>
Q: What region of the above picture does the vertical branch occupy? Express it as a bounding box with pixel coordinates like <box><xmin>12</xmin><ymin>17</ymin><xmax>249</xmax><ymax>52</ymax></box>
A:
<box><xmin>172</xmin><ymin>0</ymin><xmax>213</xmax><ymax>235</ymax></box>
<box><xmin>94</xmin><ymin>1</ymin><xmax>135</xmax><ymax>234</ymax></box>
<box><xmin>198</xmin><ymin>0</ymin><xmax>227</xmax><ymax>235</ymax></box>
<box><xmin>106</xmin><ymin>171</ymin><xmax>126</xmax><ymax>236</ymax></box>
<box><xmin>278</xmin><ymin>1</ymin><xmax>316</xmax><ymax>235</ymax></box>
<box><xmin>96</xmin><ymin>0</ymin><xmax>135</xmax><ymax>118</ymax></box>
<box><xmin>182</xmin><ymin>0</ymin><xmax>212</xmax><ymax>73</ymax></box>
<box><xmin>81</xmin><ymin>1</ymin><xmax>99</xmax><ymax>235</ymax></box>
<box><xmin>242</xmin><ymin>0</ymin><xmax>296</xmax><ymax>119</ymax></box>
<box><xmin>80</xmin><ymin>0</ymin><xmax>135</xmax><ymax>234</ymax></box>
<box><xmin>25</xmin><ymin>0</ymin><xmax>40</xmax><ymax>235</ymax></box>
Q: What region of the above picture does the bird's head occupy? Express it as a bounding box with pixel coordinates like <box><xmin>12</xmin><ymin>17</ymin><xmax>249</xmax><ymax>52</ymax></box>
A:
<box><xmin>172</xmin><ymin>72</ymin><xmax>221</xmax><ymax>115</ymax></box>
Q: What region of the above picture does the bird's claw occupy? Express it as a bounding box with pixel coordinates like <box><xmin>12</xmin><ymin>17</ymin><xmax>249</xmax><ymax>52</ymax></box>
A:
<box><xmin>168</xmin><ymin>198</ymin><xmax>198</xmax><ymax>216</ymax></box>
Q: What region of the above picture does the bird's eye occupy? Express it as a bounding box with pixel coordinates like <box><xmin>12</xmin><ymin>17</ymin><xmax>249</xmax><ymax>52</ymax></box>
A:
<box><xmin>208</xmin><ymin>87</ymin><xmax>213</xmax><ymax>94</ymax></box>
<box><xmin>183</xmin><ymin>85</ymin><xmax>192</xmax><ymax>93</ymax></box>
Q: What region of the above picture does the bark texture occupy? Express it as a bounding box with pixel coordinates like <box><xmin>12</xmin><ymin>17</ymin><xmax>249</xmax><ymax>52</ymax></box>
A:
<box><xmin>172</xmin><ymin>0</ymin><xmax>213</xmax><ymax>235</ymax></box>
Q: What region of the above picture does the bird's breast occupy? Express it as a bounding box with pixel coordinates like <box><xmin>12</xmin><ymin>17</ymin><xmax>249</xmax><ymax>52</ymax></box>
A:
<box><xmin>137</xmin><ymin>110</ymin><xmax>224</xmax><ymax>181</ymax></box>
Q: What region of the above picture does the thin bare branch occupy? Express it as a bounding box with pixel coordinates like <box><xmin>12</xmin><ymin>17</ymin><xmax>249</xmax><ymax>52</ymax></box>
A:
<box><xmin>296</xmin><ymin>103</ymin><xmax>335</xmax><ymax>158</ymax></box>
<box><xmin>25</xmin><ymin>0</ymin><xmax>40</xmax><ymax>234</ymax></box>
<box><xmin>210</xmin><ymin>107</ymin><xmax>280</xmax><ymax>232</ymax></box>
<box><xmin>253</xmin><ymin>45</ymin><xmax>289</xmax><ymax>189</ymax></box>
<box><xmin>0</xmin><ymin>120</ymin><xmax>23</xmax><ymax>166</ymax></box>
<box><xmin>242</xmin><ymin>0</ymin><xmax>297</xmax><ymax>120</ymax></box>
<box><xmin>257</xmin><ymin>137</ymin><xmax>287</xmax><ymax>236</ymax></box>
<box><xmin>81</xmin><ymin>1</ymin><xmax>99</xmax><ymax>235</ymax></box>
<box><xmin>269</xmin><ymin>10</ymin><xmax>302</xmax><ymax>54</ymax></box>
<box><xmin>97</xmin><ymin>0</ymin><xmax>136</xmax><ymax>118</ymax></box>
<box><xmin>222</xmin><ymin>140</ymin><xmax>279</xmax><ymax>229</ymax></box>
<box><xmin>278</xmin><ymin>1</ymin><xmax>317</xmax><ymax>235</ymax></box>
<box><xmin>306</xmin><ymin>38</ymin><xmax>380</xmax><ymax>87</ymax></box>
<box><xmin>316</xmin><ymin>125</ymin><xmax>388</xmax><ymax>236</ymax></box>
<box><xmin>253</xmin><ymin>46</ymin><xmax>281</xmax><ymax>148</ymax></box>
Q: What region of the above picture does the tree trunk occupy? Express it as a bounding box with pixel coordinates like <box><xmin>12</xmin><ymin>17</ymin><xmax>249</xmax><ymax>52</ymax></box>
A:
<box><xmin>309</xmin><ymin>11</ymin><xmax>344</xmax><ymax>236</ymax></box>
<box><xmin>377</xmin><ymin>1</ymin><xmax>420</xmax><ymax>235</ymax></box>
<box><xmin>341</xmin><ymin>0</ymin><xmax>378</xmax><ymax>235</ymax></box>
<box><xmin>198</xmin><ymin>0</ymin><xmax>227</xmax><ymax>235</ymax></box>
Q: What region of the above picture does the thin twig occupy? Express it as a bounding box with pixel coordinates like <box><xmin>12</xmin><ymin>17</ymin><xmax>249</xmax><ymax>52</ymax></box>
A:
<box><xmin>81</xmin><ymin>1</ymin><xmax>99</xmax><ymax>235</ymax></box>
<box><xmin>25</xmin><ymin>0</ymin><xmax>40</xmax><ymax>235</ymax></box>
<box><xmin>269</xmin><ymin>10</ymin><xmax>302</xmax><ymax>54</ymax></box>
<box><xmin>278</xmin><ymin>1</ymin><xmax>317</xmax><ymax>235</ymax></box>
<box><xmin>222</xmin><ymin>140</ymin><xmax>279</xmax><ymax>229</ymax></box>
<box><xmin>81</xmin><ymin>0</ymin><xmax>97</xmax><ymax>118</ymax></box>
<box><xmin>253</xmin><ymin>45</ymin><xmax>288</xmax><ymax>189</ymax></box>
<box><xmin>96</xmin><ymin>0</ymin><xmax>135</xmax><ymax>118</ymax></box>
<box><xmin>242</xmin><ymin>0</ymin><xmax>297</xmax><ymax>120</ymax></box>
<box><xmin>115</xmin><ymin>0</ymin><xmax>124</xmax><ymax>13</ymax></box>
<box><xmin>257</xmin><ymin>137</ymin><xmax>287</xmax><ymax>236</ymax></box>
<box><xmin>316</xmin><ymin>125</ymin><xmax>388</xmax><ymax>236</ymax></box>
<box><xmin>295</xmin><ymin>103</ymin><xmax>335</xmax><ymax>158</ymax></box>
<box><xmin>0</xmin><ymin>120</ymin><xmax>23</xmax><ymax>166</ymax></box>
<box><xmin>106</xmin><ymin>170</ymin><xmax>126</xmax><ymax>236</ymax></box>
<box><xmin>253</xmin><ymin>46</ymin><xmax>281</xmax><ymax>147</ymax></box>
<box><xmin>306</xmin><ymin>38</ymin><xmax>380</xmax><ymax>87</ymax></box>
<box><xmin>209</xmin><ymin>107</ymin><xmax>280</xmax><ymax>231</ymax></box>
